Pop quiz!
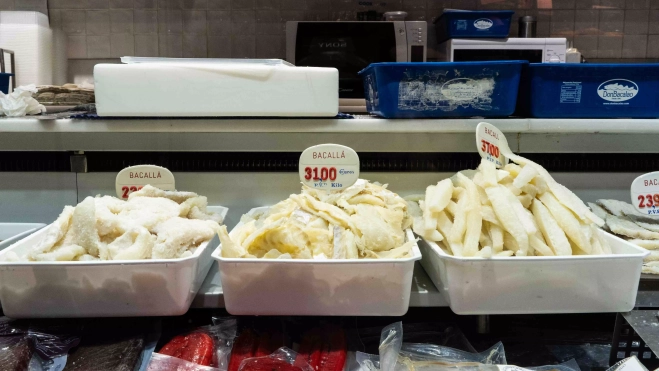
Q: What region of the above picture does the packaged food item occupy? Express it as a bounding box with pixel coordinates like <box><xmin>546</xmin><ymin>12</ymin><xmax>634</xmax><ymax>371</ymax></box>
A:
<box><xmin>228</xmin><ymin>327</ymin><xmax>285</xmax><ymax>371</ymax></box>
<box><xmin>294</xmin><ymin>326</ymin><xmax>347</xmax><ymax>371</ymax></box>
<box><xmin>64</xmin><ymin>333</ymin><xmax>145</xmax><ymax>371</ymax></box>
<box><xmin>238</xmin><ymin>348</ymin><xmax>313</xmax><ymax>371</ymax></box>
<box><xmin>411</xmin><ymin>158</ymin><xmax>609</xmax><ymax>257</ymax></box>
<box><xmin>4</xmin><ymin>185</ymin><xmax>224</xmax><ymax>262</ymax></box>
<box><xmin>161</xmin><ymin>332</ymin><xmax>215</xmax><ymax>366</ymax></box>
<box><xmin>63</xmin><ymin>319</ymin><xmax>146</xmax><ymax>371</ymax></box>
<box><xmin>356</xmin><ymin>322</ymin><xmax>505</xmax><ymax>371</ymax></box>
<box><xmin>218</xmin><ymin>179</ymin><xmax>414</xmax><ymax>260</ymax></box>
<box><xmin>147</xmin><ymin>353</ymin><xmax>220</xmax><ymax>371</ymax></box>
<box><xmin>160</xmin><ymin>319</ymin><xmax>237</xmax><ymax>369</ymax></box>
<box><xmin>356</xmin><ymin>322</ymin><xmax>581</xmax><ymax>371</ymax></box>
<box><xmin>228</xmin><ymin>329</ymin><xmax>258</xmax><ymax>371</ymax></box>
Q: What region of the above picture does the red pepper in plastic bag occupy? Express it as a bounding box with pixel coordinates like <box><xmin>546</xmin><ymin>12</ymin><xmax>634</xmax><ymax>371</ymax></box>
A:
<box><xmin>228</xmin><ymin>329</ymin><xmax>258</xmax><ymax>371</ymax></box>
<box><xmin>160</xmin><ymin>332</ymin><xmax>214</xmax><ymax>366</ymax></box>
<box><xmin>240</xmin><ymin>356</ymin><xmax>305</xmax><ymax>371</ymax></box>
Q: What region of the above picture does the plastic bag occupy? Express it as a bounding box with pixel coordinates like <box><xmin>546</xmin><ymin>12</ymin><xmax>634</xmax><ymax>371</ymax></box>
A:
<box><xmin>605</xmin><ymin>356</ymin><xmax>648</xmax><ymax>371</ymax></box>
<box><xmin>27</xmin><ymin>320</ymin><xmax>83</xmax><ymax>371</ymax></box>
<box><xmin>160</xmin><ymin>318</ymin><xmax>237</xmax><ymax>369</ymax></box>
<box><xmin>357</xmin><ymin>322</ymin><xmax>476</xmax><ymax>354</ymax></box>
<box><xmin>355</xmin><ymin>352</ymin><xmax>380</xmax><ymax>371</ymax></box>
<box><xmin>238</xmin><ymin>347</ymin><xmax>313</xmax><ymax>371</ymax></box>
<box><xmin>528</xmin><ymin>359</ymin><xmax>581</xmax><ymax>371</ymax></box>
<box><xmin>358</xmin><ymin>322</ymin><xmax>506</xmax><ymax>371</ymax></box>
<box><xmin>28</xmin><ymin>320</ymin><xmax>83</xmax><ymax>360</ymax></box>
<box><xmin>227</xmin><ymin>323</ymin><xmax>287</xmax><ymax>371</ymax></box>
<box><xmin>0</xmin><ymin>84</ymin><xmax>45</xmax><ymax>116</ymax></box>
<box><xmin>147</xmin><ymin>353</ymin><xmax>220</xmax><ymax>371</ymax></box>
<box><xmin>379</xmin><ymin>322</ymin><xmax>404</xmax><ymax>371</ymax></box>
<box><xmin>294</xmin><ymin>325</ymin><xmax>347</xmax><ymax>371</ymax></box>
<box><xmin>209</xmin><ymin>318</ymin><xmax>238</xmax><ymax>370</ymax></box>
<box><xmin>399</xmin><ymin>342</ymin><xmax>507</xmax><ymax>365</ymax></box>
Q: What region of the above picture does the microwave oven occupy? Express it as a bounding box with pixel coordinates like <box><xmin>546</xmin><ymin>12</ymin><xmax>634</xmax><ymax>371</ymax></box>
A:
<box><xmin>438</xmin><ymin>38</ymin><xmax>567</xmax><ymax>63</ymax></box>
<box><xmin>286</xmin><ymin>21</ymin><xmax>427</xmax><ymax>112</ymax></box>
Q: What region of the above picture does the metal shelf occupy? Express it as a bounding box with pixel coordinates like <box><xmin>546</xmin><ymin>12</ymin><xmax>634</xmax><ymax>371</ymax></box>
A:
<box><xmin>1</xmin><ymin>117</ymin><xmax>659</xmax><ymax>152</ymax></box>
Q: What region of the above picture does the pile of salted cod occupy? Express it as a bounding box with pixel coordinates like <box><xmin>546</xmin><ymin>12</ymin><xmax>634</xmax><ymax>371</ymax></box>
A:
<box><xmin>6</xmin><ymin>185</ymin><xmax>223</xmax><ymax>261</ymax></box>
<box><xmin>219</xmin><ymin>179</ymin><xmax>414</xmax><ymax>260</ymax></box>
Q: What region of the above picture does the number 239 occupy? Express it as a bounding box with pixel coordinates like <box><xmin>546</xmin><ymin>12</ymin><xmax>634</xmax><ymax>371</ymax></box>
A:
<box><xmin>637</xmin><ymin>194</ymin><xmax>659</xmax><ymax>208</ymax></box>
<box><xmin>121</xmin><ymin>186</ymin><xmax>143</xmax><ymax>199</ymax></box>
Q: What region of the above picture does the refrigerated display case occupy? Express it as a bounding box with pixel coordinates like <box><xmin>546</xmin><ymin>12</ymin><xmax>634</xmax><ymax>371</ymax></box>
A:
<box><xmin>1</xmin><ymin>115</ymin><xmax>659</xmax><ymax>370</ymax></box>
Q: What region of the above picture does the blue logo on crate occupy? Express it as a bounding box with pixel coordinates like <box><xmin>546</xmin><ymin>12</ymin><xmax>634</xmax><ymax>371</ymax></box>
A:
<box><xmin>597</xmin><ymin>79</ymin><xmax>639</xmax><ymax>102</ymax></box>
<box><xmin>474</xmin><ymin>18</ymin><xmax>493</xmax><ymax>30</ymax></box>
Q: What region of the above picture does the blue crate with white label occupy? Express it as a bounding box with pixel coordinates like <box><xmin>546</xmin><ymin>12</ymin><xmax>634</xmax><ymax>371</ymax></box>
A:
<box><xmin>525</xmin><ymin>63</ymin><xmax>659</xmax><ymax>118</ymax></box>
<box><xmin>358</xmin><ymin>61</ymin><xmax>526</xmax><ymax>119</ymax></box>
<box><xmin>434</xmin><ymin>10</ymin><xmax>514</xmax><ymax>43</ymax></box>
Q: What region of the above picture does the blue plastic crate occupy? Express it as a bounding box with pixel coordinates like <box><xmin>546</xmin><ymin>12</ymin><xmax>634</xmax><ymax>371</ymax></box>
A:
<box><xmin>434</xmin><ymin>10</ymin><xmax>514</xmax><ymax>43</ymax></box>
<box><xmin>525</xmin><ymin>63</ymin><xmax>659</xmax><ymax>118</ymax></box>
<box><xmin>0</xmin><ymin>73</ymin><xmax>12</xmax><ymax>94</ymax></box>
<box><xmin>359</xmin><ymin>61</ymin><xmax>526</xmax><ymax>119</ymax></box>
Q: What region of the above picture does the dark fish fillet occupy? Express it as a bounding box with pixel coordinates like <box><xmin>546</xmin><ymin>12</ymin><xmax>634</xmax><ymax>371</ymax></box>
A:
<box><xmin>0</xmin><ymin>335</ymin><xmax>33</xmax><ymax>371</ymax></box>
<box><xmin>64</xmin><ymin>334</ymin><xmax>145</xmax><ymax>371</ymax></box>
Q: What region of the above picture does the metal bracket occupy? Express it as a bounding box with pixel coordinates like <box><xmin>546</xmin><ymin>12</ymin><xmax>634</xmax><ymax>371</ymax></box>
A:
<box><xmin>70</xmin><ymin>152</ymin><xmax>87</xmax><ymax>173</ymax></box>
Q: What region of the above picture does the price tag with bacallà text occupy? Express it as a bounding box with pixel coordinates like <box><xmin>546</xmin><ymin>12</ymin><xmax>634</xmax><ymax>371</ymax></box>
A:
<box><xmin>299</xmin><ymin>144</ymin><xmax>359</xmax><ymax>191</ymax></box>
<box><xmin>631</xmin><ymin>171</ymin><xmax>659</xmax><ymax>215</ymax></box>
<box><xmin>115</xmin><ymin>165</ymin><xmax>175</xmax><ymax>199</ymax></box>
<box><xmin>476</xmin><ymin>122</ymin><xmax>509</xmax><ymax>169</ymax></box>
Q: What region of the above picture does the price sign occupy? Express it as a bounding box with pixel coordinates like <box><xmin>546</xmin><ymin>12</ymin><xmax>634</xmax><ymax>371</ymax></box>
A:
<box><xmin>299</xmin><ymin>144</ymin><xmax>359</xmax><ymax>191</ymax></box>
<box><xmin>115</xmin><ymin>165</ymin><xmax>175</xmax><ymax>199</ymax></box>
<box><xmin>476</xmin><ymin>122</ymin><xmax>509</xmax><ymax>169</ymax></box>
<box><xmin>631</xmin><ymin>171</ymin><xmax>659</xmax><ymax>215</ymax></box>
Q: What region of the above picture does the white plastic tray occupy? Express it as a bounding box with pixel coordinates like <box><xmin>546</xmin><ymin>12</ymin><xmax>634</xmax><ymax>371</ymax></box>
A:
<box><xmin>213</xmin><ymin>206</ymin><xmax>422</xmax><ymax>316</ymax></box>
<box><xmin>419</xmin><ymin>229</ymin><xmax>648</xmax><ymax>314</ymax></box>
<box><xmin>0</xmin><ymin>206</ymin><xmax>227</xmax><ymax>318</ymax></box>
<box><xmin>0</xmin><ymin>223</ymin><xmax>46</xmax><ymax>250</ymax></box>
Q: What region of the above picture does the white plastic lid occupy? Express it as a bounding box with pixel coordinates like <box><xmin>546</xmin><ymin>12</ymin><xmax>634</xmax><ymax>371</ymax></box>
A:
<box><xmin>120</xmin><ymin>57</ymin><xmax>293</xmax><ymax>66</ymax></box>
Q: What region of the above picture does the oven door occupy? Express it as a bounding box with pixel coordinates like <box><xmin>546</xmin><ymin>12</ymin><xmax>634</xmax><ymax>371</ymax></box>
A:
<box><xmin>288</xmin><ymin>22</ymin><xmax>406</xmax><ymax>99</ymax></box>
<box><xmin>453</xmin><ymin>48</ymin><xmax>544</xmax><ymax>63</ymax></box>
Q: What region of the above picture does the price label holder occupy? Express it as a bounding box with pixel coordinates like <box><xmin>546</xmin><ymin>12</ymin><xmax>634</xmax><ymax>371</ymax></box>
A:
<box><xmin>115</xmin><ymin>165</ymin><xmax>175</xmax><ymax>199</ymax></box>
<box><xmin>631</xmin><ymin>171</ymin><xmax>659</xmax><ymax>215</ymax></box>
<box><xmin>476</xmin><ymin>122</ymin><xmax>509</xmax><ymax>169</ymax></box>
<box><xmin>299</xmin><ymin>144</ymin><xmax>359</xmax><ymax>191</ymax></box>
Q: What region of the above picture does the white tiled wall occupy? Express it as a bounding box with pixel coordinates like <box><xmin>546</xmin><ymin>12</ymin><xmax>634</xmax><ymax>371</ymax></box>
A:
<box><xmin>1</xmin><ymin>0</ymin><xmax>658</xmax><ymax>61</ymax></box>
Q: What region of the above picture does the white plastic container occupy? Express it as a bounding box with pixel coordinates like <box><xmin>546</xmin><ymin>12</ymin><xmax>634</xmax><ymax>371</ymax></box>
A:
<box><xmin>419</xmin><ymin>229</ymin><xmax>648</xmax><ymax>314</ymax></box>
<box><xmin>0</xmin><ymin>223</ymin><xmax>46</xmax><ymax>250</ymax></box>
<box><xmin>95</xmin><ymin>59</ymin><xmax>338</xmax><ymax>117</ymax></box>
<box><xmin>213</xmin><ymin>207</ymin><xmax>421</xmax><ymax>316</ymax></box>
<box><xmin>0</xmin><ymin>207</ymin><xmax>227</xmax><ymax>318</ymax></box>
